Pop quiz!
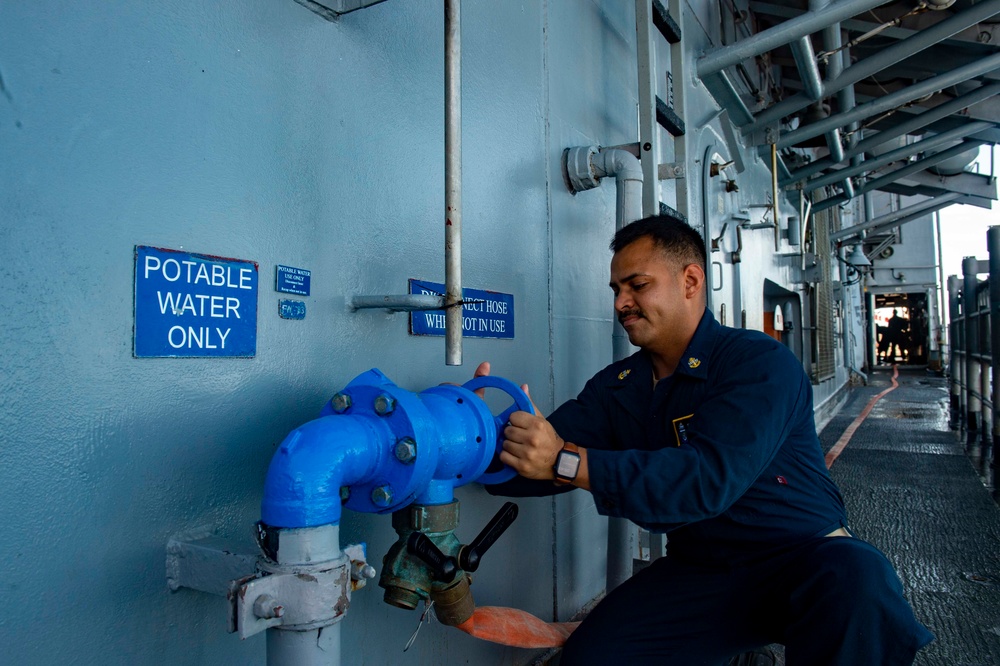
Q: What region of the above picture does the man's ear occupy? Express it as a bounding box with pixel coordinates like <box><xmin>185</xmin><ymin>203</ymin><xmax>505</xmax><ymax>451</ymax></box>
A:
<box><xmin>683</xmin><ymin>263</ymin><xmax>706</xmax><ymax>298</ymax></box>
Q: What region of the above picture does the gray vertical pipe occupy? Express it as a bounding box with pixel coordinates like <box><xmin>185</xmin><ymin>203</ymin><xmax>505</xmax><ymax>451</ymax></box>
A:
<box><xmin>444</xmin><ymin>0</ymin><xmax>462</xmax><ymax>366</ymax></box>
<box><xmin>948</xmin><ymin>275</ymin><xmax>962</xmax><ymax>428</ymax></box>
<box><xmin>266</xmin><ymin>526</ymin><xmax>342</xmax><ymax>666</ymax></box>
<box><xmin>989</xmin><ymin>227</ymin><xmax>1000</xmax><ymax>496</ymax></box>
<box><xmin>963</xmin><ymin>256</ymin><xmax>982</xmax><ymax>456</ymax></box>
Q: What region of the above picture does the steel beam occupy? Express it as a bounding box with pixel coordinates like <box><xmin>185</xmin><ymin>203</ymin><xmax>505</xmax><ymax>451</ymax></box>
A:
<box><xmin>783</xmin><ymin>82</ymin><xmax>1000</xmax><ymax>184</ymax></box>
<box><xmin>898</xmin><ymin>170</ymin><xmax>998</xmax><ymax>201</ymax></box>
<box><xmin>748</xmin><ymin>0</ymin><xmax>1000</xmax><ymax>131</ymax></box>
<box><xmin>697</xmin><ymin>0</ymin><xmax>890</xmax><ymax>78</ymax></box>
<box><xmin>854</xmin><ymin>140</ymin><xmax>986</xmax><ymax>198</ymax></box>
<box><xmin>777</xmin><ymin>52</ymin><xmax>1000</xmax><ymax>150</ymax></box>
<box><xmin>829</xmin><ymin>192</ymin><xmax>963</xmax><ymax>240</ymax></box>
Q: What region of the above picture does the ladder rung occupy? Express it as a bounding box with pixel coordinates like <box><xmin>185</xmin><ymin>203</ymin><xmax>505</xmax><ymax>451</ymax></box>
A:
<box><xmin>656</xmin><ymin>97</ymin><xmax>686</xmax><ymax>136</ymax></box>
<box><xmin>652</xmin><ymin>1</ymin><xmax>682</xmax><ymax>44</ymax></box>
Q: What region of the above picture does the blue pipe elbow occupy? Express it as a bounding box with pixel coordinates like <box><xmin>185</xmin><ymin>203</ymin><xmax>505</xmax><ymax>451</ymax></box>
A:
<box><xmin>260</xmin><ymin>369</ymin><xmax>532</xmax><ymax>529</ymax></box>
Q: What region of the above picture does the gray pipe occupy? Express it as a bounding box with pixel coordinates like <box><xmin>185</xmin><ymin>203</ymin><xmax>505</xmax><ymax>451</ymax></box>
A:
<box><xmin>784</xmin><ymin>81</ymin><xmax>1000</xmax><ymax>183</ymax></box>
<box><xmin>791</xmin><ymin>37</ymin><xmax>824</xmax><ymax>101</ymax></box>
<box><xmin>749</xmin><ymin>0</ymin><xmax>1000</xmax><ymax>131</ymax></box>
<box><xmin>947</xmin><ymin>275</ymin><xmax>963</xmax><ymax>427</ymax></box>
<box><xmin>445</xmin><ymin>0</ymin><xmax>462</xmax><ymax>366</ymax></box>
<box><xmin>963</xmin><ymin>255</ymin><xmax>982</xmax><ymax>453</ymax></box>
<box><xmin>266</xmin><ymin>526</ymin><xmax>343</xmax><ymax>666</ymax></box>
<box><xmin>852</xmin><ymin>140</ymin><xmax>985</xmax><ymax>198</ymax></box>
<box><xmin>803</xmin><ymin>122</ymin><xmax>994</xmax><ymax>192</ymax></box>
<box><xmin>830</xmin><ymin>192</ymin><xmax>963</xmax><ymax>241</ymax></box>
<box><xmin>696</xmin><ymin>0</ymin><xmax>890</xmax><ymax>78</ymax></box>
<box><xmin>777</xmin><ymin>51</ymin><xmax>1000</xmax><ymax>150</ymax></box>
<box><xmin>604</xmin><ymin>146</ymin><xmax>643</xmax><ymax>594</ymax></box>
<box><xmin>989</xmin><ymin>226</ymin><xmax>1000</xmax><ymax>495</ymax></box>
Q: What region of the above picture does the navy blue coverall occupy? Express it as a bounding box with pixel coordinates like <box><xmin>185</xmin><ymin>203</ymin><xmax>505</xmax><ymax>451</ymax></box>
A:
<box><xmin>491</xmin><ymin>310</ymin><xmax>932</xmax><ymax>665</ymax></box>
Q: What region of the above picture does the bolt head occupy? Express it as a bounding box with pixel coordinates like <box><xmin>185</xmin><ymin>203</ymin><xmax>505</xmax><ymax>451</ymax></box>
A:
<box><xmin>374</xmin><ymin>393</ymin><xmax>396</xmax><ymax>416</ymax></box>
<box><xmin>394</xmin><ymin>437</ymin><xmax>417</xmax><ymax>464</ymax></box>
<box><xmin>371</xmin><ymin>485</ymin><xmax>394</xmax><ymax>507</ymax></box>
<box><xmin>331</xmin><ymin>393</ymin><xmax>352</xmax><ymax>413</ymax></box>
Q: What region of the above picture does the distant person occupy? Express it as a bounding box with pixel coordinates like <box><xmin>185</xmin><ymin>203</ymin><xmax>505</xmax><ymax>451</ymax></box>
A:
<box><xmin>887</xmin><ymin>309</ymin><xmax>909</xmax><ymax>362</ymax></box>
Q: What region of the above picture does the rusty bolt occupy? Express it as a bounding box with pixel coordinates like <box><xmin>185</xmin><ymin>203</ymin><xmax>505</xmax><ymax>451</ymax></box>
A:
<box><xmin>331</xmin><ymin>393</ymin><xmax>352</xmax><ymax>413</ymax></box>
<box><xmin>374</xmin><ymin>393</ymin><xmax>396</xmax><ymax>416</ymax></box>
<box><xmin>253</xmin><ymin>594</ymin><xmax>284</xmax><ymax>620</ymax></box>
<box><xmin>394</xmin><ymin>437</ymin><xmax>417</xmax><ymax>464</ymax></box>
<box><xmin>371</xmin><ymin>485</ymin><xmax>394</xmax><ymax>507</ymax></box>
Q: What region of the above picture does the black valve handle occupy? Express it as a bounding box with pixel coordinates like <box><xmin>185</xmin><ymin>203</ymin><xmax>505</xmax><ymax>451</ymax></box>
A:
<box><xmin>459</xmin><ymin>502</ymin><xmax>519</xmax><ymax>572</ymax></box>
<box><xmin>406</xmin><ymin>531</ymin><xmax>458</xmax><ymax>583</ymax></box>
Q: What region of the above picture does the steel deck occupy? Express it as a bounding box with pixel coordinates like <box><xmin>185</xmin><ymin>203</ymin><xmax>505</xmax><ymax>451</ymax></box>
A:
<box><xmin>823</xmin><ymin>368</ymin><xmax>1000</xmax><ymax>666</ymax></box>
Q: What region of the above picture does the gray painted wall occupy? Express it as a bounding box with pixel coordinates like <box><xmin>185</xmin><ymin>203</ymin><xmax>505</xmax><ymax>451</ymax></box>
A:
<box><xmin>0</xmin><ymin>1</ymin><xmax>857</xmax><ymax>663</ymax></box>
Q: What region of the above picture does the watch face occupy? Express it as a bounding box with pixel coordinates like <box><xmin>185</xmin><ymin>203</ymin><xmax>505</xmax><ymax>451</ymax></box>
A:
<box><xmin>556</xmin><ymin>451</ymin><xmax>581</xmax><ymax>479</ymax></box>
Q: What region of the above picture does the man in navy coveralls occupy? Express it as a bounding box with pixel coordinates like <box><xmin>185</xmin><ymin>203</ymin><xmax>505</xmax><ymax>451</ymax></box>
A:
<box><xmin>482</xmin><ymin>216</ymin><xmax>932</xmax><ymax>665</ymax></box>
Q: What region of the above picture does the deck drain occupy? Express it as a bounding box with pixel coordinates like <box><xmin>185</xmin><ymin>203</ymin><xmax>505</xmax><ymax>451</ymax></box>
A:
<box><xmin>963</xmin><ymin>573</ymin><xmax>1000</xmax><ymax>587</ymax></box>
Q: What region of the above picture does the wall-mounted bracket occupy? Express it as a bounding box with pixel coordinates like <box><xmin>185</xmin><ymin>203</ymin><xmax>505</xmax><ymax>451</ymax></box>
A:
<box><xmin>292</xmin><ymin>0</ymin><xmax>389</xmax><ymax>20</ymax></box>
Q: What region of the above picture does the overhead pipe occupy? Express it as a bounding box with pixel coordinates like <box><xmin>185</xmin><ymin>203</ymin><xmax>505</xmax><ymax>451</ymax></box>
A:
<box><xmin>776</xmin><ymin>51</ymin><xmax>1000</xmax><ymax>150</ymax></box>
<box><xmin>791</xmin><ymin>37</ymin><xmax>824</xmax><ymax>101</ymax></box>
<box><xmin>850</xmin><ymin>139</ymin><xmax>986</xmax><ymax>198</ymax></box>
<box><xmin>696</xmin><ymin>0</ymin><xmax>890</xmax><ymax>78</ymax></box>
<box><xmin>830</xmin><ymin>192</ymin><xmax>963</xmax><ymax>241</ymax></box>
<box><xmin>803</xmin><ymin>122</ymin><xmax>995</xmax><ymax>192</ymax></box>
<box><xmin>784</xmin><ymin>81</ymin><xmax>1000</xmax><ymax>184</ymax></box>
<box><xmin>564</xmin><ymin>144</ymin><xmax>642</xmax><ymax>593</ymax></box>
<box><xmin>445</xmin><ymin>0</ymin><xmax>462</xmax><ymax>366</ymax></box>
<box><xmin>749</xmin><ymin>0</ymin><xmax>1000</xmax><ymax>131</ymax></box>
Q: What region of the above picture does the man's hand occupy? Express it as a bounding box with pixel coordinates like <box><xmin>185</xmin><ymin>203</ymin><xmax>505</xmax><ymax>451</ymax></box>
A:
<box><xmin>500</xmin><ymin>386</ymin><xmax>564</xmax><ymax>481</ymax></box>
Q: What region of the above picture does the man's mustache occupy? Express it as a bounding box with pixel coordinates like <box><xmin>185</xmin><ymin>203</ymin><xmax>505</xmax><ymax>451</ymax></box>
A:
<box><xmin>618</xmin><ymin>309</ymin><xmax>644</xmax><ymax>325</ymax></box>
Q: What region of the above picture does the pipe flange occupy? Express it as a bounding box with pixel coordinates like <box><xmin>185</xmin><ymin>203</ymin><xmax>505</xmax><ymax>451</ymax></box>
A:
<box><xmin>565</xmin><ymin>146</ymin><xmax>601</xmax><ymax>192</ymax></box>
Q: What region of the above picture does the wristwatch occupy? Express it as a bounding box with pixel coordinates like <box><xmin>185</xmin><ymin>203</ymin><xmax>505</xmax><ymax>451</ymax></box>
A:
<box><xmin>553</xmin><ymin>442</ymin><xmax>581</xmax><ymax>485</ymax></box>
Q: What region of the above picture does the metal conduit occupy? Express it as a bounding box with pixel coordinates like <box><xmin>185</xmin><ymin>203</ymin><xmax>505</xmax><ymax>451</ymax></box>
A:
<box><xmin>963</xmin><ymin>256</ymin><xmax>983</xmax><ymax>457</ymax></box>
<box><xmin>776</xmin><ymin>51</ymin><xmax>1000</xmax><ymax>150</ymax></box>
<box><xmin>989</xmin><ymin>227</ymin><xmax>1000</xmax><ymax>494</ymax></box>
<box><xmin>749</xmin><ymin>0</ymin><xmax>1000</xmax><ymax>131</ymax></box>
<box><xmin>696</xmin><ymin>0</ymin><xmax>889</xmax><ymax>78</ymax></box>
<box><xmin>445</xmin><ymin>0</ymin><xmax>462</xmax><ymax>366</ymax></box>
<box><xmin>791</xmin><ymin>37</ymin><xmax>824</xmax><ymax>101</ymax></box>
<box><xmin>829</xmin><ymin>192</ymin><xmax>963</xmax><ymax>240</ymax></box>
<box><xmin>851</xmin><ymin>140</ymin><xmax>986</xmax><ymax>198</ymax></box>
<box><xmin>803</xmin><ymin>122</ymin><xmax>994</xmax><ymax>192</ymax></box>
<box><xmin>784</xmin><ymin>81</ymin><xmax>1000</xmax><ymax>184</ymax></box>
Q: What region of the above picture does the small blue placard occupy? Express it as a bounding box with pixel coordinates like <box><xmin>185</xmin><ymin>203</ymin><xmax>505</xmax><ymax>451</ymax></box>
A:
<box><xmin>134</xmin><ymin>246</ymin><xmax>258</xmax><ymax>357</ymax></box>
<box><xmin>408</xmin><ymin>279</ymin><xmax>514</xmax><ymax>339</ymax></box>
<box><xmin>276</xmin><ymin>265</ymin><xmax>311</xmax><ymax>296</ymax></box>
<box><xmin>279</xmin><ymin>299</ymin><xmax>306</xmax><ymax>320</ymax></box>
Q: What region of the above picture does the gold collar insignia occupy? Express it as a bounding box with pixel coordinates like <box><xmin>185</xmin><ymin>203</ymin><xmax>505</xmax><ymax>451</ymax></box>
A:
<box><xmin>618</xmin><ymin>369</ymin><xmax>631</xmax><ymax>380</ymax></box>
<box><xmin>687</xmin><ymin>357</ymin><xmax>701</xmax><ymax>369</ymax></box>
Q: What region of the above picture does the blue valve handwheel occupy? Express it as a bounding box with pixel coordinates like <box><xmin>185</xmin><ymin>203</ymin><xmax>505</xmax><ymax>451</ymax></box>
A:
<box><xmin>462</xmin><ymin>376</ymin><xmax>535</xmax><ymax>485</ymax></box>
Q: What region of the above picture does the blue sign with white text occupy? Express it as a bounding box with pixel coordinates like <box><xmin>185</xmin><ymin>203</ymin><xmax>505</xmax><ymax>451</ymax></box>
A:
<box><xmin>276</xmin><ymin>265</ymin><xmax>311</xmax><ymax>296</ymax></box>
<box><xmin>408</xmin><ymin>279</ymin><xmax>514</xmax><ymax>339</ymax></box>
<box><xmin>134</xmin><ymin>246</ymin><xmax>258</xmax><ymax>357</ymax></box>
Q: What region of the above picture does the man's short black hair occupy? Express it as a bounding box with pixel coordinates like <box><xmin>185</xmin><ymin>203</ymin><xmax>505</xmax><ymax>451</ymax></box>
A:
<box><xmin>610</xmin><ymin>215</ymin><xmax>707</xmax><ymax>270</ymax></box>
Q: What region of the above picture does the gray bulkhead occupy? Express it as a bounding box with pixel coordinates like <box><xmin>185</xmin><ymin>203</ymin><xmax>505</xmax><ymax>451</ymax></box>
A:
<box><xmin>0</xmin><ymin>0</ymin><xmax>862</xmax><ymax>663</ymax></box>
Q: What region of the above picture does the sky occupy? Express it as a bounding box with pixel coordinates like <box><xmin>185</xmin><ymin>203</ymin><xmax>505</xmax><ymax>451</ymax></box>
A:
<box><xmin>937</xmin><ymin>145</ymin><xmax>999</xmax><ymax>281</ymax></box>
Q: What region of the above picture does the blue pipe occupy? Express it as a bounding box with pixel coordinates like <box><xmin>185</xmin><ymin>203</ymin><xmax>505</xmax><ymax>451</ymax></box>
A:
<box><xmin>261</xmin><ymin>369</ymin><xmax>532</xmax><ymax>528</ymax></box>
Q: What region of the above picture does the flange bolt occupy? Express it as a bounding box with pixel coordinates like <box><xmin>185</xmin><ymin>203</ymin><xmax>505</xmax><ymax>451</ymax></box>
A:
<box><xmin>394</xmin><ymin>437</ymin><xmax>417</xmax><ymax>464</ymax></box>
<box><xmin>331</xmin><ymin>393</ymin><xmax>352</xmax><ymax>413</ymax></box>
<box><xmin>374</xmin><ymin>393</ymin><xmax>396</xmax><ymax>416</ymax></box>
<box><xmin>371</xmin><ymin>485</ymin><xmax>394</xmax><ymax>507</ymax></box>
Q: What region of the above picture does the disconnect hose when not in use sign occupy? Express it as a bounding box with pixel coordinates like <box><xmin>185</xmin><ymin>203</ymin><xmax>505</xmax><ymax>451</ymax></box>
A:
<box><xmin>133</xmin><ymin>246</ymin><xmax>258</xmax><ymax>358</ymax></box>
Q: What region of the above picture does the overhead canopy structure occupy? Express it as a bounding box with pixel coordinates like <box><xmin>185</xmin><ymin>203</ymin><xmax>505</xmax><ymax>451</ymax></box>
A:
<box><xmin>698</xmin><ymin>0</ymin><xmax>1000</xmax><ymax>219</ymax></box>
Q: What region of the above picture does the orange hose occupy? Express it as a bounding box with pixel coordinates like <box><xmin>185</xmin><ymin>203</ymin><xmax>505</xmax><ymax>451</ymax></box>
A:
<box><xmin>454</xmin><ymin>606</ymin><xmax>580</xmax><ymax>648</ymax></box>
<box><xmin>825</xmin><ymin>364</ymin><xmax>899</xmax><ymax>468</ymax></box>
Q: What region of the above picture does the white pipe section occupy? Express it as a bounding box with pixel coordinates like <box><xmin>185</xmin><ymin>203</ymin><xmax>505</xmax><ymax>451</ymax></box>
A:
<box><xmin>596</xmin><ymin>147</ymin><xmax>643</xmax><ymax>593</ymax></box>
<box><xmin>445</xmin><ymin>0</ymin><xmax>462</xmax><ymax>366</ymax></box>
<box><xmin>266</xmin><ymin>525</ymin><xmax>343</xmax><ymax>666</ymax></box>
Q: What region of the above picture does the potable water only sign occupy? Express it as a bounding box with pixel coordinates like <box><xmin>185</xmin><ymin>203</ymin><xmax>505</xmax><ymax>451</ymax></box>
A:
<box><xmin>134</xmin><ymin>246</ymin><xmax>258</xmax><ymax>358</ymax></box>
<box><xmin>409</xmin><ymin>279</ymin><xmax>514</xmax><ymax>339</ymax></box>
